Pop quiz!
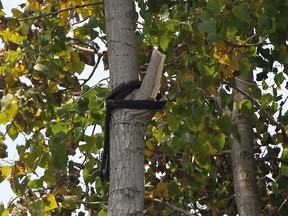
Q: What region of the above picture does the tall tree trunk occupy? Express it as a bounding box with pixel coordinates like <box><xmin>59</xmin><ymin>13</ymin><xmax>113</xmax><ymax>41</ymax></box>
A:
<box><xmin>231</xmin><ymin>73</ymin><xmax>260</xmax><ymax>215</ymax></box>
<box><xmin>104</xmin><ymin>0</ymin><xmax>143</xmax><ymax>215</ymax></box>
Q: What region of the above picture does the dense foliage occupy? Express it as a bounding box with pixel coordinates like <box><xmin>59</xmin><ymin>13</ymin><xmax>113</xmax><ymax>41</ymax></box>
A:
<box><xmin>0</xmin><ymin>0</ymin><xmax>288</xmax><ymax>215</ymax></box>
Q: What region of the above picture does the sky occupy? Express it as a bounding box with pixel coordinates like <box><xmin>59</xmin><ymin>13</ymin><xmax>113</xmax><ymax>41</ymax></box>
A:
<box><xmin>0</xmin><ymin>0</ymin><xmax>108</xmax><ymax>207</ymax></box>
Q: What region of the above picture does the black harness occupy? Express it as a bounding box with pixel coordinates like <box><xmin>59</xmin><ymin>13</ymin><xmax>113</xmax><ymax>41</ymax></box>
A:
<box><xmin>100</xmin><ymin>80</ymin><xmax>166</xmax><ymax>181</ymax></box>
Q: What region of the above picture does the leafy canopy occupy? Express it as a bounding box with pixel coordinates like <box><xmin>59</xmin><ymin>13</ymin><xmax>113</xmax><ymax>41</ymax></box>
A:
<box><xmin>0</xmin><ymin>0</ymin><xmax>288</xmax><ymax>215</ymax></box>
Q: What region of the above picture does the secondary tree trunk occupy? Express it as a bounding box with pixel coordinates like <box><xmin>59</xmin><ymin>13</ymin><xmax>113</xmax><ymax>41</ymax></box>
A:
<box><xmin>231</xmin><ymin>73</ymin><xmax>260</xmax><ymax>215</ymax></box>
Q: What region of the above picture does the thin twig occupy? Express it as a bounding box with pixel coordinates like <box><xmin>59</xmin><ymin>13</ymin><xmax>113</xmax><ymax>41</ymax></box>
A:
<box><xmin>277</xmin><ymin>198</ymin><xmax>287</xmax><ymax>214</ymax></box>
<box><xmin>80</xmin><ymin>54</ymin><xmax>102</xmax><ymax>87</ymax></box>
<box><xmin>72</xmin><ymin>77</ymin><xmax>109</xmax><ymax>109</ymax></box>
<box><xmin>145</xmin><ymin>198</ymin><xmax>195</xmax><ymax>216</ymax></box>
<box><xmin>257</xmin><ymin>156</ymin><xmax>288</xmax><ymax>165</ymax></box>
<box><xmin>76</xmin><ymin>200</ymin><xmax>107</xmax><ymax>205</ymax></box>
<box><xmin>225</xmin><ymin>40</ymin><xmax>262</xmax><ymax>48</ymax></box>
<box><xmin>18</xmin><ymin>2</ymin><xmax>103</xmax><ymax>21</ymax></box>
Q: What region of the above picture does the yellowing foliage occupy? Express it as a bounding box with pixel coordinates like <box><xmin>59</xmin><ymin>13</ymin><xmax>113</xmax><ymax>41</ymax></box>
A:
<box><xmin>153</xmin><ymin>182</ymin><xmax>169</xmax><ymax>200</ymax></box>
<box><xmin>45</xmin><ymin>194</ymin><xmax>58</xmax><ymax>211</ymax></box>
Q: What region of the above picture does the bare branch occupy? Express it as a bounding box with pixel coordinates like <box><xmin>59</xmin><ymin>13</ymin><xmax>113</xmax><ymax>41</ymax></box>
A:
<box><xmin>145</xmin><ymin>198</ymin><xmax>196</xmax><ymax>216</ymax></box>
<box><xmin>277</xmin><ymin>198</ymin><xmax>288</xmax><ymax>214</ymax></box>
<box><xmin>80</xmin><ymin>54</ymin><xmax>103</xmax><ymax>86</ymax></box>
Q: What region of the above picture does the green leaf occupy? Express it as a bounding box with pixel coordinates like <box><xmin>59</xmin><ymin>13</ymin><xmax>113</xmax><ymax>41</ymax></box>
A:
<box><xmin>28</xmin><ymin>179</ymin><xmax>44</xmax><ymax>189</ymax></box>
<box><xmin>7</xmin><ymin>123</ymin><xmax>19</xmax><ymax>140</ymax></box>
<box><xmin>207</xmin><ymin>0</ymin><xmax>223</xmax><ymax>13</ymax></box>
<box><xmin>159</xmin><ymin>35</ymin><xmax>170</xmax><ymax>51</ymax></box>
<box><xmin>30</xmin><ymin>200</ymin><xmax>45</xmax><ymax>216</ymax></box>
<box><xmin>159</xmin><ymin>4</ymin><xmax>169</xmax><ymax>19</ymax></box>
<box><xmin>80</xmin><ymin>135</ymin><xmax>96</xmax><ymax>152</ymax></box>
<box><xmin>198</xmin><ymin>18</ymin><xmax>217</xmax><ymax>34</ymax></box>
<box><xmin>98</xmin><ymin>210</ymin><xmax>107</xmax><ymax>216</ymax></box>
<box><xmin>274</xmin><ymin>72</ymin><xmax>285</xmax><ymax>86</ymax></box>
<box><xmin>238</xmin><ymin>57</ymin><xmax>251</xmax><ymax>75</ymax></box>
<box><xmin>167</xmin><ymin>114</ymin><xmax>179</xmax><ymax>132</ymax></box>
<box><xmin>212</xmin><ymin>133</ymin><xmax>226</xmax><ymax>151</ymax></box>
<box><xmin>239</xmin><ymin>99</ymin><xmax>253</xmax><ymax>115</ymax></box>
<box><xmin>181</xmin><ymin>155</ymin><xmax>190</xmax><ymax>169</ymax></box>
<box><xmin>33</xmin><ymin>63</ymin><xmax>49</xmax><ymax>73</ymax></box>
<box><xmin>259</xmin><ymin>93</ymin><xmax>273</xmax><ymax>107</ymax></box>
<box><xmin>49</xmin><ymin>122</ymin><xmax>68</xmax><ymax>135</ymax></box>
<box><xmin>50</xmin><ymin>133</ymin><xmax>67</xmax><ymax>170</ymax></box>
<box><xmin>62</xmin><ymin>196</ymin><xmax>77</xmax><ymax>209</ymax></box>
<box><xmin>232</xmin><ymin>4</ymin><xmax>250</xmax><ymax>23</ymax></box>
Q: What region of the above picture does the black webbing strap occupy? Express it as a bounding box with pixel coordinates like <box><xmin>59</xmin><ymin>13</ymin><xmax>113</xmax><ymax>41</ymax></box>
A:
<box><xmin>100</xmin><ymin>80</ymin><xmax>166</xmax><ymax>181</ymax></box>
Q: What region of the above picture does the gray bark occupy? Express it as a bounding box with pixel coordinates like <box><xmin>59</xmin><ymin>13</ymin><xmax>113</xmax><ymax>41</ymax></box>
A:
<box><xmin>104</xmin><ymin>1</ymin><xmax>156</xmax><ymax>215</ymax></box>
<box><xmin>231</xmin><ymin>73</ymin><xmax>260</xmax><ymax>215</ymax></box>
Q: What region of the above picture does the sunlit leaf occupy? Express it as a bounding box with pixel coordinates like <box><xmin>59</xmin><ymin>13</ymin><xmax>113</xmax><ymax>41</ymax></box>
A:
<box><xmin>98</xmin><ymin>210</ymin><xmax>107</xmax><ymax>216</ymax></box>
<box><xmin>44</xmin><ymin>194</ymin><xmax>58</xmax><ymax>211</ymax></box>
<box><xmin>239</xmin><ymin>99</ymin><xmax>253</xmax><ymax>115</ymax></box>
<box><xmin>49</xmin><ymin>122</ymin><xmax>68</xmax><ymax>135</ymax></box>
<box><xmin>159</xmin><ymin>35</ymin><xmax>170</xmax><ymax>51</ymax></box>
<box><xmin>0</xmin><ymin>166</ymin><xmax>11</xmax><ymax>182</ymax></box>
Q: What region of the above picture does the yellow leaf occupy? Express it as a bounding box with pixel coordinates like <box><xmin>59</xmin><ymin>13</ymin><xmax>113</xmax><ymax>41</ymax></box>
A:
<box><xmin>153</xmin><ymin>182</ymin><xmax>169</xmax><ymax>200</ymax></box>
<box><xmin>45</xmin><ymin>194</ymin><xmax>58</xmax><ymax>211</ymax></box>
<box><xmin>146</xmin><ymin>140</ymin><xmax>155</xmax><ymax>151</ymax></box>
<box><xmin>179</xmin><ymin>73</ymin><xmax>194</xmax><ymax>81</ymax></box>
<box><xmin>44</xmin><ymin>211</ymin><xmax>52</xmax><ymax>216</ymax></box>
<box><xmin>56</xmin><ymin>185</ymin><xmax>68</xmax><ymax>195</ymax></box>
<box><xmin>59</xmin><ymin>3</ymin><xmax>70</xmax><ymax>26</ymax></box>
<box><xmin>285</xmin><ymin>125</ymin><xmax>288</xmax><ymax>135</ymax></box>
<box><xmin>147</xmin><ymin>192</ymin><xmax>154</xmax><ymax>198</ymax></box>
<box><xmin>208</xmin><ymin>83</ymin><xmax>217</xmax><ymax>96</ymax></box>
<box><xmin>15</xmin><ymin>64</ymin><xmax>26</xmax><ymax>73</ymax></box>
<box><xmin>14</xmin><ymin>161</ymin><xmax>26</xmax><ymax>176</ymax></box>
<box><xmin>28</xmin><ymin>0</ymin><xmax>41</xmax><ymax>11</ymax></box>
<box><xmin>1</xmin><ymin>209</ymin><xmax>9</xmax><ymax>216</ymax></box>
<box><xmin>0</xmin><ymin>166</ymin><xmax>12</xmax><ymax>179</ymax></box>
<box><xmin>219</xmin><ymin>54</ymin><xmax>231</xmax><ymax>65</ymax></box>
<box><xmin>144</xmin><ymin>149</ymin><xmax>153</xmax><ymax>157</ymax></box>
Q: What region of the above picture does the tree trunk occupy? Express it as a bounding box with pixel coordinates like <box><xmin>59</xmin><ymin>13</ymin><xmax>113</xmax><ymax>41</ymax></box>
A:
<box><xmin>104</xmin><ymin>1</ymin><xmax>166</xmax><ymax>215</ymax></box>
<box><xmin>231</xmin><ymin>73</ymin><xmax>260</xmax><ymax>215</ymax></box>
<box><xmin>104</xmin><ymin>0</ymin><xmax>143</xmax><ymax>215</ymax></box>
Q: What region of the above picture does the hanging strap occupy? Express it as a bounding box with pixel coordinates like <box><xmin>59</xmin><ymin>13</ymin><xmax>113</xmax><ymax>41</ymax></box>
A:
<box><xmin>100</xmin><ymin>80</ymin><xmax>166</xmax><ymax>182</ymax></box>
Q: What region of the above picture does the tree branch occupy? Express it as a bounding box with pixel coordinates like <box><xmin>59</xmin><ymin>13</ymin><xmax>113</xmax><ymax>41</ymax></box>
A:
<box><xmin>18</xmin><ymin>2</ymin><xmax>103</xmax><ymax>21</ymax></box>
<box><xmin>145</xmin><ymin>198</ymin><xmax>196</xmax><ymax>216</ymax></box>
<box><xmin>224</xmin><ymin>80</ymin><xmax>286</xmax><ymax>132</ymax></box>
<box><xmin>256</xmin><ymin>156</ymin><xmax>288</xmax><ymax>165</ymax></box>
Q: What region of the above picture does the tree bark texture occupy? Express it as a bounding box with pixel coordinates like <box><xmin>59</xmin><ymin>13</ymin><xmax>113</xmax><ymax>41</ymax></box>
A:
<box><xmin>231</xmin><ymin>72</ymin><xmax>260</xmax><ymax>215</ymax></box>
<box><xmin>104</xmin><ymin>0</ymin><xmax>147</xmax><ymax>215</ymax></box>
<box><xmin>104</xmin><ymin>0</ymin><xmax>138</xmax><ymax>88</ymax></box>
